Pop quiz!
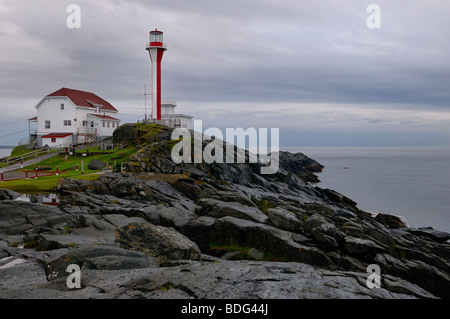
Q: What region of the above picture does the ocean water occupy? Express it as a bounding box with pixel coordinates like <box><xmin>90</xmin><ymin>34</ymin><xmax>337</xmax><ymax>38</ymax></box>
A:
<box><xmin>282</xmin><ymin>146</ymin><xmax>450</xmax><ymax>234</ymax></box>
<box><xmin>0</xmin><ymin>148</ymin><xmax>13</xmax><ymax>159</ymax></box>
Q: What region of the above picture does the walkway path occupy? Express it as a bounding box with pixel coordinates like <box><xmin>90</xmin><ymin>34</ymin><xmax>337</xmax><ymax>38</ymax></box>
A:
<box><xmin>0</xmin><ymin>143</ymin><xmax>106</xmax><ymax>180</ymax></box>
<box><xmin>1</xmin><ymin>152</ymin><xmax>59</xmax><ymax>173</ymax></box>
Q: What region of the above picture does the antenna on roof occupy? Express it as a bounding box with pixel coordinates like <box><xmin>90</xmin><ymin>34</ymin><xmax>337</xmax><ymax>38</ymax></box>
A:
<box><xmin>136</xmin><ymin>84</ymin><xmax>152</xmax><ymax>123</ymax></box>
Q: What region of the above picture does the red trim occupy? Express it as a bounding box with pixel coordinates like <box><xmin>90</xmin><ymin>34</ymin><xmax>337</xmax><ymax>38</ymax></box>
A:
<box><xmin>156</xmin><ymin>48</ymin><xmax>164</xmax><ymax>120</ymax></box>
<box><xmin>42</xmin><ymin>133</ymin><xmax>73</xmax><ymax>138</ymax></box>
<box><xmin>147</xmin><ymin>47</ymin><xmax>165</xmax><ymax>121</ymax></box>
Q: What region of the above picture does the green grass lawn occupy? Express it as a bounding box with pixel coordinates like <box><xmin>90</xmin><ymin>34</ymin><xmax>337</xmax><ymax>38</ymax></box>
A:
<box><xmin>23</xmin><ymin>146</ymin><xmax>136</xmax><ymax>171</ymax></box>
<box><xmin>2</xmin><ymin>145</ymin><xmax>137</xmax><ymax>193</ymax></box>
<box><xmin>1</xmin><ymin>171</ymin><xmax>102</xmax><ymax>192</ymax></box>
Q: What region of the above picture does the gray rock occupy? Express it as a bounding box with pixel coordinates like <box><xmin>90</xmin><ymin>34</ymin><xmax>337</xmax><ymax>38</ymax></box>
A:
<box><xmin>23</xmin><ymin>234</ymin><xmax>66</xmax><ymax>251</ymax></box>
<box><xmin>2</xmin><ymin>257</ymin><xmax>434</xmax><ymax>299</ymax></box>
<box><xmin>143</xmin><ymin>204</ymin><xmax>197</xmax><ymax>228</ymax></box>
<box><xmin>0</xmin><ymin>127</ymin><xmax>449</xmax><ymax>300</ymax></box>
<box><xmin>0</xmin><ymin>201</ymin><xmax>79</xmax><ymax>235</ymax></box>
<box><xmin>0</xmin><ymin>249</ymin><xmax>10</xmax><ymax>259</ymax></box>
<box><xmin>375</xmin><ymin>213</ymin><xmax>407</xmax><ymax>229</ymax></box>
<box><xmin>248</xmin><ymin>248</ymin><xmax>264</xmax><ymax>260</ymax></box>
<box><xmin>221</xmin><ymin>251</ymin><xmax>241</xmax><ymax>260</ymax></box>
<box><xmin>304</xmin><ymin>214</ymin><xmax>344</xmax><ymax>249</ymax></box>
<box><xmin>115</xmin><ymin>222</ymin><xmax>201</xmax><ymax>265</ymax></box>
<box><xmin>0</xmin><ymin>188</ymin><xmax>21</xmax><ymax>201</ymax></box>
<box><xmin>406</xmin><ymin>227</ymin><xmax>450</xmax><ymax>243</ymax></box>
<box><xmin>45</xmin><ymin>245</ymin><xmax>157</xmax><ymax>281</ymax></box>
<box><xmin>56</xmin><ymin>178</ymin><xmax>91</xmax><ymax>194</ymax></box>
<box><xmin>267</xmin><ymin>207</ymin><xmax>303</xmax><ymax>232</ymax></box>
<box><xmin>343</xmin><ymin>236</ymin><xmax>385</xmax><ymax>256</ymax></box>
<box><xmin>87</xmin><ymin>159</ymin><xmax>106</xmax><ymax>170</ymax></box>
<box><xmin>375</xmin><ymin>253</ymin><xmax>450</xmax><ymax>298</ymax></box>
<box><xmin>198</xmin><ymin>198</ymin><xmax>268</xmax><ymax>224</ymax></box>
<box><xmin>382</xmin><ymin>274</ymin><xmax>438</xmax><ymax>299</ymax></box>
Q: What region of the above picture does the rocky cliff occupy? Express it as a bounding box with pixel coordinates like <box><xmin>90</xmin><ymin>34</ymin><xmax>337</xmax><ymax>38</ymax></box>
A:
<box><xmin>0</xmin><ymin>124</ymin><xmax>449</xmax><ymax>299</ymax></box>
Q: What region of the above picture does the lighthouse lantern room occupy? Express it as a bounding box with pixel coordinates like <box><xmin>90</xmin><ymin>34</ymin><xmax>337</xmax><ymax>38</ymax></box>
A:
<box><xmin>146</xmin><ymin>29</ymin><xmax>167</xmax><ymax>121</ymax></box>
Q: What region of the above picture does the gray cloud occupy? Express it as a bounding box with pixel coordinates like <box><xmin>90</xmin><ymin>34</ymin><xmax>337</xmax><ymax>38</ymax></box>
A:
<box><xmin>0</xmin><ymin>0</ymin><xmax>449</xmax><ymax>145</ymax></box>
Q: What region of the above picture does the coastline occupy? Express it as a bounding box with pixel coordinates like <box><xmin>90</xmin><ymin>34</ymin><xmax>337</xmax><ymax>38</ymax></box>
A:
<box><xmin>0</xmin><ymin>128</ymin><xmax>449</xmax><ymax>299</ymax></box>
<box><xmin>283</xmin><ymin>146</ymin><xmax>450</xmax><ymax>233</ymax></box>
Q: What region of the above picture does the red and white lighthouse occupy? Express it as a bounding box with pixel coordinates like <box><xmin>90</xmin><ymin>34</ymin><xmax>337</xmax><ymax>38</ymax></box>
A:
<box><xmin>146</xmin><ymin>29</ymin><xmax>167</xmax><ymax>121</ymax></box>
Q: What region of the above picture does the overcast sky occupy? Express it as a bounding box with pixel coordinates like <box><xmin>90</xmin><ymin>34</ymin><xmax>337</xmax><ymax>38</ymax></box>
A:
<box><xmin>0</xmin><ymin>0</ymin><xmax>449</xmax><ymax>146</ymax></box>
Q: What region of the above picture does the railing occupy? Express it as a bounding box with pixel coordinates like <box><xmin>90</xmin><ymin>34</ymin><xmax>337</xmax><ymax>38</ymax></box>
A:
<box><xmin>0</xmin><ymin>144</ymin><xmax>68</xmax><ymax>168</ymax></box>
<box><xmin>77</xmin><ymin>128</ymin><xmax>97</xmax><ymax>135</ymax></box>
<box><xmin>162</xmin><ymin>100</ymin><xmax>177</xmax><ymax>106</ymax></box>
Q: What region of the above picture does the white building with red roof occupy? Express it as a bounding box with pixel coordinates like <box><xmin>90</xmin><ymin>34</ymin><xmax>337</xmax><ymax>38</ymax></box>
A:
<box><xmin>28</xmin><ymin>88</ymin><xmax>120</xmax><ymax>148</ymax></box>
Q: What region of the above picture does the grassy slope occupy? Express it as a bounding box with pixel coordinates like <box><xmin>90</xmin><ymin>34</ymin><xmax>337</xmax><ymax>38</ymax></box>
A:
<box><xmin>2</xmin><ymin>145</ymin><xmax>136</xmax><ymax>192</ymax></box>
<box><xmin>2</xmin><ymin>171</ymin><xmax>101</xmax><ymax>193</ymax></box>
<box><xmin>1</xmin><ymin>124</ymin><xmax>168</xmax><ymax>192</ymax></box>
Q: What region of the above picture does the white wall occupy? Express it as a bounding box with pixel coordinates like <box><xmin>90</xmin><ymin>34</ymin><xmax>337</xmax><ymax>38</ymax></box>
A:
<box><xmin>37</xmin><ymin>97</ymin><xmax>119</xmax><ymax>138</ymax></box>
<box><xmin>87</xmin><ymin>115</ymin><xmax>120</xmax><ymax>137</ymax></box>
<box><xmin>161</xmin><ymin>115</ymin><xmax>193</xmax><ymax>129</ymax></box>
<box><xmin>161</xmin><ymin>104</ymin><xmax>176</xmax><ymax>115</ymax></box>
<box><xmin>37</xmin><ymin>97</ymin><xmax>78</xmax><ymax>135</ymax></box>
<box><xmin>181</xmin><ymin>117</ymin><xmax>192</xmax><ymax>130</ymax></box>
<box><xmin>42</xmin><ymin>135</ymin><xmax>73</xmax><ymax>148</ymax></box>
<box><xmin>76</xmin><ymin>107</ymin><xmax>118</xmax><ymax>135</ymax></box>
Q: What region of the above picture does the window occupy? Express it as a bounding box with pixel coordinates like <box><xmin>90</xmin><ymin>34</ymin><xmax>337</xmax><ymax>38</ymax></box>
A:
<box><xmin>83</xmin><ymin>121</ymin><xmax>88</xmax><ymax>127</ymax></box>
<box><xmin>51</xmin><ymin>138</ymin><xmax>56</xmax><ymax>143</ymax></box>
<box><xmin>64</xmin><ymin>120</ymin><xmax>72</xmax><ymax>126</ymax></box>
<box><xmin>102</xmin><ymin>122</ymin><xmax>105</xmax><ymax>127</ymax></box>
<box><xmin>60</xmin><ymin>104</ymin><xmax>65</xmax><ymax>111</ymax></box>
<box><xmin>107</xmin><ymin>122</ymin><xmax>110</xmax><ymax>128</ymax></box>
<box><xmin>45</xmin><ymin>121</ymin><xmax>51</xmax><ymax>129</ymax></box>
<box><xmin>91</xmin><ymin>122</ymin><xmax>94</xmax><ymax>128</ymax></box>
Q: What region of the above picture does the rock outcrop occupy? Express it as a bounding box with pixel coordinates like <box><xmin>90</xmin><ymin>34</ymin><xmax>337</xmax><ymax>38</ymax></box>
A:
<box><xmin>0</xmin><ymin>124</ymin><xmax>449</xmax><ymax>299</ymax></box>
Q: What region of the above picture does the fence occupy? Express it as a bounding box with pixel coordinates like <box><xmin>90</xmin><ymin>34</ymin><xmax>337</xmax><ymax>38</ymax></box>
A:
<box><xmin>0</xmin><ymin>167</ymin><xmax>63</xmax><ymax>182</ymax></box>
<box><xmin>0</xmin><ymin>145</ymin><xmax>67</xmax><ymax>168</ymax></box>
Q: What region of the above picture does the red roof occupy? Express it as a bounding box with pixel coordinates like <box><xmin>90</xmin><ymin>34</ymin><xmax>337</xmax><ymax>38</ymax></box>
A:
<box><xmin>89</xmin><ymin>114</ymin><xmax>120</xmax><ymax>121</ymax></box>
<box><xmin>46</xmin><ymin>88</ymin><xmax>118</xmax><ymax>112</ymax></box>
<box><xmin>42</xmin><ymin>133</ymin><xmax>73</xmax><ymax>138</ymax></box>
